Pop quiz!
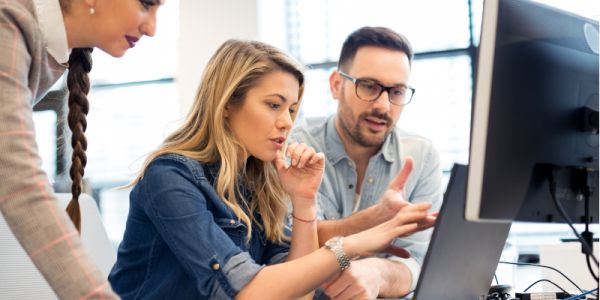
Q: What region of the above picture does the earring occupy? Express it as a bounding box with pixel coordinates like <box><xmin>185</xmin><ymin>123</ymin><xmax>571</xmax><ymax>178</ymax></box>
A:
<box><xmin>89</xmin><ymin>7</ymin><xmax>95</xmax><ymax>15</ymax></box>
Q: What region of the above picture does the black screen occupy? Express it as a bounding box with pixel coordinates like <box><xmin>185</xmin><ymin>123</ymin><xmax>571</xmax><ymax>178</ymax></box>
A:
<box><xmin>466</xmin><ymin>0</ymin><xmax>599</xmax><ymax>224</ymax></box>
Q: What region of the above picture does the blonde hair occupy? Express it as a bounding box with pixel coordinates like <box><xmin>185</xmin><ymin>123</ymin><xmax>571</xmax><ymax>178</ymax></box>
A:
<box><xmin>132</xmin><ymin>40</ymin><xmax>304</xmax><ymax>243</ymax></box>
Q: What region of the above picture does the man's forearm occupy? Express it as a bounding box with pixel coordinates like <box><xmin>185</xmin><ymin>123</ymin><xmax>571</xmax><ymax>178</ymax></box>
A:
<box><xmin>370</xmin><ymin>257</ymin><xmax>413</xmax><ymax>297</ymax></box>
<box><xmin>316</xmin><ymin>204</ymin><xmax>382</xmax><ymax>246</ymax></box>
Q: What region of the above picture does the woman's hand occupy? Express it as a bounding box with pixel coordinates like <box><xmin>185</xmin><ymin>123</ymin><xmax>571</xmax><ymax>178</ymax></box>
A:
<box><xmin>343</xmin><ymin>202</ymin><xmax>433</xmax><ymax>258</ymax></box>
<box><xmin>273</xmin><ymin>142</ymin><xmax>325</xmax><ymax>206</ymax></box>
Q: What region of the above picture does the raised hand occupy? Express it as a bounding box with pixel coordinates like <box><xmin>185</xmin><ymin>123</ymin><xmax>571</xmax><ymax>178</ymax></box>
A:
<box><xmin>374</xmin><ymin>156</ymin><xmax>413</xmax><ymax>220</ymax></box>
<box><xmin>273</xmin><ymin>142</ymin><xmax>325</xmax><ymax>205</ymax></box>
<box><xmin>372</xmin><ymin>156</ymin><xmax>437</xmax><ymax>231</ymax></box>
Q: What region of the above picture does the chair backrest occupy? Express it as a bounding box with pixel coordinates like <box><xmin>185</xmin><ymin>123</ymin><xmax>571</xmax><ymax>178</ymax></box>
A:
<box><xmin>0</xmin><ymin>193</ymin><xmax>116</xmax><ymax>299</ymax></box>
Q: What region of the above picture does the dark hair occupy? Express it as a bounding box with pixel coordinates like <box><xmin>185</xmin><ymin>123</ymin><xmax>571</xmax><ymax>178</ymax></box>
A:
<box><xmin>65</xmin><ymin>48</ymin><xmax>93</xmax><ymax>233</ymax></box>
<box><xmin>337</xmin><ymin>26</ymin><xmax>414</xmax><ymax>71</ymax></box>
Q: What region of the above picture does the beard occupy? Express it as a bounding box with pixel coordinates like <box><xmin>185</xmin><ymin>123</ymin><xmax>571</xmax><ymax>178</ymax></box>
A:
<box><xmin>337</xmin><ymin>95</ymin><xmax>395</xmax><ymax>148</ymax></box>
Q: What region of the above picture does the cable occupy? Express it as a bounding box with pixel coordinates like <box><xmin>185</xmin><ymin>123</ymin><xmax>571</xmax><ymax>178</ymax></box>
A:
<box><xmin>587</xmin><ymin>253</ymin><xmax>599</xmax><ymax>282</ymax></box>
<box><xmin>522</xmin><ymin>279</ymin><xmax>568</xmax><ymax>293</ymax></box>
<box><xmin>548</xmin><ymin>171</ymin><xmax>599</xmax><ymax>266</ymax></box>
<box><xmin>498</xmin><ymin>261</ymin><xmax>584</xmax><ymax>293</ymax></box>
<box><xmin>494</xmin><ymin>274</ymin><xmax>499</xmax><ymax>285</ymax></box>
<box><xmin>583</xmin><ymin>171</ymin><xmax>599</xmax><ymax>283</ymax></box>
<box><xmin>564</xmin><ymin>288</ymin><xmax>599</xmax><ymax>300</ymax></box>
<box><xmin>585</xmin><ymin>173</ymin><xmax>590</xmax><ymax>233</ymax></box>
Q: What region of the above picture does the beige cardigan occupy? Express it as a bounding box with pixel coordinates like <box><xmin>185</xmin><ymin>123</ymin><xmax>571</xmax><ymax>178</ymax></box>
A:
<box><xmin>0</xmin><ymin>0</ymin><xmax>118</xmax><ymax>298</ymax></box>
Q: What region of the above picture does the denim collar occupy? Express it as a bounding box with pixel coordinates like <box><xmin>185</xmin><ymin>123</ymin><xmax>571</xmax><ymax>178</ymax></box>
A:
<box><xmin>202</xmin><ymin>160</ymin><xmax>254</xmax><ymax>204</ymax></box>
<box><xmin>203</xmin><ymin>161</ymin><xmax>221</xmax><ymax>182</ymax></box>
<box><xmin>323</xmin><ymin>115</ymin><xmax>396</xmax><ymax>165</ymax></box>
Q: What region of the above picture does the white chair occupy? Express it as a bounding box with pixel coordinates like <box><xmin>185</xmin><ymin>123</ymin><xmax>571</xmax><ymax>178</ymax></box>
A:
<box><xmin>0</xmin><ymin>193</ymin><xmax>116</xmax><ymax>299</ymax></box>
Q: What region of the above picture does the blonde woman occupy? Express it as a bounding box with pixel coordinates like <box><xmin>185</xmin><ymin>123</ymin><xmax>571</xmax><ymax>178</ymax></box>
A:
<box><xmin>108</xmin><ymin>39</ymin><xmax>432</xmax><ymax>299</ymax></box>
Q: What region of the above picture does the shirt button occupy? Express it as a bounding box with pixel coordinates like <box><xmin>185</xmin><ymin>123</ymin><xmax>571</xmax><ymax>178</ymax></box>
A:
<box><xmin>229</xmin><ymin>219</ymin><xmax>235</xmax><ymax>225</ymax></box>
<box><xmin>368</xmin><ymin>177</ymin><xmax>374</xmax><ymax>184</ymax></box>
<box><xmin>212</xmin><ymin>263</ymin><xmax>220</xmax><ymax>271</ymax></box>
<box><xmin>348</xmin><ymin>184</ymin><xmax>354</xmax><ymax>189</ymax></box>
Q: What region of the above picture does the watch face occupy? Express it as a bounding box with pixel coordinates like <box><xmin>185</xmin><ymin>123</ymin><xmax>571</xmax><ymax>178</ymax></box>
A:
<box><xmin>325</xmin><ymin>239</ymin><xmax>332</xmax><ymax>247</ymax></box>
<box><xmin>325</xmin><ymin>236</ymin><xmax>341</xmax><ymax>248</ymax></box>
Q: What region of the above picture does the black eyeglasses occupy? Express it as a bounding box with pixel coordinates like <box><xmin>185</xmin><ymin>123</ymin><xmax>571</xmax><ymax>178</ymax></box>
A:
<box><xmin>339</xmin><ymin>71</ymin><xmax>415</xmax><ymax>106</ymax></box>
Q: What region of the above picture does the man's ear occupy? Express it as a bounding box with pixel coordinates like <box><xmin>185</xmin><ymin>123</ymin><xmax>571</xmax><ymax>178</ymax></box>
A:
<box><xmin>330</xmin><ymin>70</ymin><xmax>343</xmax><ymax>100</ymax></box>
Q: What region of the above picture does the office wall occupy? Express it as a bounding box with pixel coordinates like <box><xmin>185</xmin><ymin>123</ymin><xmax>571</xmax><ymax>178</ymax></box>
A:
<box><xmin>178</xmin><ymin>0</ymin><xmax>259</xmax><ymax>113</ymax></box>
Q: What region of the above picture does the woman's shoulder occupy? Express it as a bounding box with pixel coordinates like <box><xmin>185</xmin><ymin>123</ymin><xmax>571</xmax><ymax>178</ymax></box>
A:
<box><xmin>145</xmin><ymin>153</ymin><xmax>211</xmax><ymax>183</ymax></box>
<box><xmin>0</xmin><ymin>0</ymin><xmax>42</xmax><ymax>58</ymax></box>
<box><xmin>0</xmin><ymin>0</ymin><xmax>37</xmax><ymax>24</ymax></box>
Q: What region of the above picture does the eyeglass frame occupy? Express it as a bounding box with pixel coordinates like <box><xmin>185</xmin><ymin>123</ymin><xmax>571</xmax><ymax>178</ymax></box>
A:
<box><xmin>338</xmin><ymin>71</ymin><xmax>416</xmax><ymax>106</ymax></box>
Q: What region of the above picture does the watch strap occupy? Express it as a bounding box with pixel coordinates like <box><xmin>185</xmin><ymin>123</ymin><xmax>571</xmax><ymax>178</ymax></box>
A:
<box><xmin>325</xmin><ymin>236</ymin><xmax>351</xmax><ymax>271</ymax></box>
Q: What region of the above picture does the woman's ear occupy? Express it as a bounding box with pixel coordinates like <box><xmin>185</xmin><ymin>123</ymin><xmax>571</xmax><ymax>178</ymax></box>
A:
<box><xmin>223</xmin><ymin>103</ymin><xmax>230</xmax><ymax>118</ymax></box>
<box><xmin>84</xmin><ymin>0</ymin><xmax>96</xmax><ymax>10</ymax></box>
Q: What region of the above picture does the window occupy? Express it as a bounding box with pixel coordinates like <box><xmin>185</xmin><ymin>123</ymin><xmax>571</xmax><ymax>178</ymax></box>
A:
<box><xmin>286</xmin><ymin>0</ymin><xmax>471</xmax><ymax>63</ymax></box>
<box><xmin>86</xmin><ymin>82</ymin><xmax>180</xmax><ymax>186</ymax></box>
<box><xmin>84</xmin><ymin>0</ymin><xmax>180</xmax><ymax>189</ymax></box>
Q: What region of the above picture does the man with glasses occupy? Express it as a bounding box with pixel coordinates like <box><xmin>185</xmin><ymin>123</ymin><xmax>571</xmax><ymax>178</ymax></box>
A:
<box><xmin>290</xmin><ymin>26</ymin><xmax>442</xmax><ymax>299</ymax></box>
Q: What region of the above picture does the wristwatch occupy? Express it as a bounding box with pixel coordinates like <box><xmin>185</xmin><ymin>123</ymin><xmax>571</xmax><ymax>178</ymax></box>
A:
<box><xmin>324</xmin><ymin>236</ymin><xmax>351</xmax><ymax>271</ymax></box>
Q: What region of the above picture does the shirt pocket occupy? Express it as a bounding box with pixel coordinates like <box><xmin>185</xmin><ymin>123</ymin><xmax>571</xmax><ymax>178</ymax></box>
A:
<box><xmin>318</xmin><ymin>193</ymin><xmax>342</xmax><ymax>220</ymax></box>
<box><xmin>214</xmin><ymin>218</ymin><xmax>248</xmax><ymax>250</ymax></box>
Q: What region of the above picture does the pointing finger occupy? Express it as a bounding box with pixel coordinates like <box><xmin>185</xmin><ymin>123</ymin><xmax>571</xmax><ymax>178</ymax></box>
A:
<box><xmin>388</xmin><ymin>156</ymin><xmax>413</xmax><ymax>191</ymax></box>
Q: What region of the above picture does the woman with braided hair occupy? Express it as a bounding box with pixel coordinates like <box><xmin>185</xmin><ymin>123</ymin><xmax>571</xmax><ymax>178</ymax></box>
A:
<box><xmin>0</xmin><ymin>0</ymin><xmax>163</xmax><ymax>298</ymax></box>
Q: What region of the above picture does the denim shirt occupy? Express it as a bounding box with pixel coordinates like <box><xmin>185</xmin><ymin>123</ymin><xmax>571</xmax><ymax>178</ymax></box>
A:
<box><xmin>291</xmin><ymin>116</ymin><xmax>442</xmax><ymax>291</ymax></box>
<box><xmin>108</xmin><ymin>154</ymin><xmax>289</xmax><ymax>299</ymax></box>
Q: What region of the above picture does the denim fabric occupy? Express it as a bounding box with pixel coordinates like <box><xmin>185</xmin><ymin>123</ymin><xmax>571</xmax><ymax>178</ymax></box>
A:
<box><xmin>108</xmin><ymin>154</ymin><xmax>289</xmax><ymax>300</ymax></box>
<box><xmin>291</xmin><ymin>116</ymin><xmax>443</xmax><ymax>292</ymax></box>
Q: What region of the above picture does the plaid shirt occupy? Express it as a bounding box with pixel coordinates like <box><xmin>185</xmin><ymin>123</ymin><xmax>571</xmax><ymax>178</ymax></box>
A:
<box><xmin>0</xmin><ymin>0</ymin><xmax>117</xmax><ymax>298</ymax></box>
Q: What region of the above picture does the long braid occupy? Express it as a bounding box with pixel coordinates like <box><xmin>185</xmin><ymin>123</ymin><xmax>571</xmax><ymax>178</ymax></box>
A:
<box><xmin>65</xmin><ymin>48</ymin><xmax>93</xmax><ymax>232</ymax></box>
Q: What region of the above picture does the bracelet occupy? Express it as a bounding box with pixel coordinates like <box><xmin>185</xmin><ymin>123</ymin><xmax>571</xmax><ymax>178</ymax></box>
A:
<box><xmin>292</xmin><ymin>213</ymin><xmax>317</xmax><ymax>223</ymax></box>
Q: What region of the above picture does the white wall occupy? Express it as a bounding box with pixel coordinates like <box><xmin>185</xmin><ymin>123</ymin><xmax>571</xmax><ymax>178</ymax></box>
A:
<box><xmin>177</xmin><ymin>0</ymin><xmax>259</xmax><ymax>113</ymax></box>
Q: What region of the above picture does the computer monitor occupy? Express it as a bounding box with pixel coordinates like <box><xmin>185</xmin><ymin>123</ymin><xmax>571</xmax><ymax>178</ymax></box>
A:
<box><xmin>465</xmin><ymin>0</ymin><xmax>599</xmax><ymax>224</ymax></box>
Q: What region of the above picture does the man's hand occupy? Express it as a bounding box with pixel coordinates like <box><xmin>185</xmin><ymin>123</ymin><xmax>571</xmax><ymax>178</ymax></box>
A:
<box><xmin>320</xmin><ymin>258</ymin><xmax>382</xmax><ymax>300</ymax></box>
<box><xmin>374</xmin><ymin>156</ymin><xmax>414</xmax><ymax>222</ymax></box>
<box><xmin>316</xmin><ymin>156</ymin><xmax>437</xmax><ymax>246</ymax></box>
<box><xmin>372</xmin><ymin>156</ymin><xmax>437</xmax><ymax>231</ymax></box>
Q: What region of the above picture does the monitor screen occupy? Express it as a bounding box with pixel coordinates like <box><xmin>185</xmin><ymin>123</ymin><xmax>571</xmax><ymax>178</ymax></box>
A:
<box><xmin>465</xmin><ymin>0</ymin><xmax>599</xmax><ymax>223</ymax></box>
